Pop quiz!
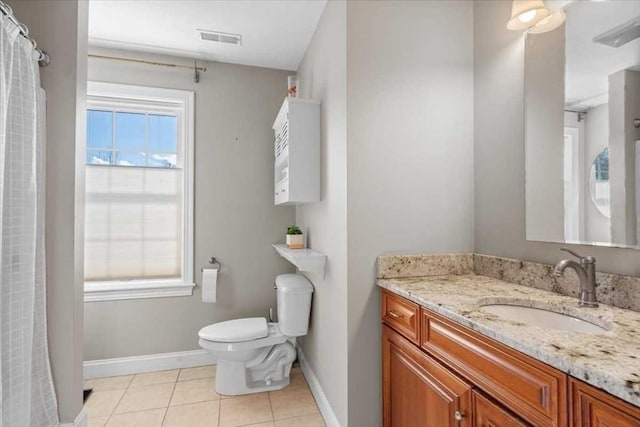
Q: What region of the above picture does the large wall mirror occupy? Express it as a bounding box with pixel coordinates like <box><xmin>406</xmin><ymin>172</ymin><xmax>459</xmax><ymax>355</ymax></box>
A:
<box><xmin>525</xmin><ymin>0</ymin><xmax>640</xmax><ymax>248</ymax></box>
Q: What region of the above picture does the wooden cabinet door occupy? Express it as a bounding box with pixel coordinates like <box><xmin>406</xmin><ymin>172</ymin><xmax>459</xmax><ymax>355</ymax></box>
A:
<box><xmin>570</xmin><ymin>379</ymin><xmax>640</xmax><ymax>427</ymax></box>
<box><xmin>473</xmin><ymin>391</ymin><xmax>528</xmax><ymax>427</ymax></box>
<box><xmin>383</xmin><ymin>324</ymin><xmax>473</xmax><ymax>427</ymax></box>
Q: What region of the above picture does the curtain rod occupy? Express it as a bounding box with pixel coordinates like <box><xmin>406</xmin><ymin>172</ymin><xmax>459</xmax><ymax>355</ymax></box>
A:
<box><xmin>89</xmin><ymin>54</ymin><xmax>207</xmax><ymax>82</ymax></box>
<box><xmin>0</xmin><ymin>1</ymin><xmax>50</xmax><ymax>66</ymax></box>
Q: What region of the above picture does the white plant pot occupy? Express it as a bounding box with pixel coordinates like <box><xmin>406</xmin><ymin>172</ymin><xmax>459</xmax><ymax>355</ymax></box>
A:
<box><xmin>286</xmin><ymin>234</ymin><xmax>304</xmax><ymax>249</ymax></box>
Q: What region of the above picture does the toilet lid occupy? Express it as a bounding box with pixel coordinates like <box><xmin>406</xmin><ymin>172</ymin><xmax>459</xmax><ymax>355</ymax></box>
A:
<box><xmin>199</xmin><ymin>317</ymin><xmax>269</xmax><ymax>343</ymax></box>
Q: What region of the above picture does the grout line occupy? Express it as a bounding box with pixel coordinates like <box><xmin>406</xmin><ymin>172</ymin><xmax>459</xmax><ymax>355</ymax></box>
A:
<box><xmin>216</xmin><ymin>398</ymin><xmax>221</xmax><ymax>427</ymax></box>
<box><xmin>267</xmin><ymin>391</ymin><xmax>275</xmax><ymax>423</ymax></box>
<box><xmin>166</xmin><ymin>397</ymin><xmax>222</xmax><ymax>409</ymax></box>
<box><xmin>103</xmin><ymin>380</ymin><xmax>130</xmax><ymax>425</ymax></box>
<box><xmin>161</xmin><ymin>375</ymin><xmax>180</xmax><ymax>425</ymax></box>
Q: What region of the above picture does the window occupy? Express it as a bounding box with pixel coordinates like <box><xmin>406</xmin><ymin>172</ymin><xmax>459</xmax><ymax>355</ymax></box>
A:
<box><xmin>84</xmin><ymin>82</ymin><xmax>195</xmax><ymax>301</ymax></box>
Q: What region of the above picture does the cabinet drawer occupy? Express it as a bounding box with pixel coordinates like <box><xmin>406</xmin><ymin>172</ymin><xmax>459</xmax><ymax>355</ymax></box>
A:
<box><xmin>421</xmin><ymin>308</ymin><xmax>567</xmax><ymax>427</ymax></box>
<box><xmin>381</xmin><ymin>290</ymin><xmax>420</xmax><ymax>345</ymax></box>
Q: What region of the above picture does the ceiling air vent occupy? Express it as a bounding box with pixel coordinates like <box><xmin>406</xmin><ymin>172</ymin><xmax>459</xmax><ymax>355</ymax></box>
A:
<box><xmin>593</xmin><ymin>16</ymin><xmax>640</xmax><ymax>48</ymax></box>
<box><xmin>199</xmin><ymin>29</ymin><xmax>242</xmax><ymax>46</ymax></box>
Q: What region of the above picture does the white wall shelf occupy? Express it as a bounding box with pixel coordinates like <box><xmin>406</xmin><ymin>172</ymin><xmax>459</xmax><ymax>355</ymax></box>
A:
<box><xmin>272</xmin><ymin>244</ymin><xmax>326</xmax><ymax>275</ymax></box>
<box><xmin>273</xmin><ymin>97</ymin><xmax>320</xmax><ymax>206</ymax></box>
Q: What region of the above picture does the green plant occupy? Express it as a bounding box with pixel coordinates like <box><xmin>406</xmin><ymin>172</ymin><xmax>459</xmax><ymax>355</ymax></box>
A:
<box><xmin>287</xmin><ymin>225</ymin><xmax>302</xmax><ymax>235</ymax></box>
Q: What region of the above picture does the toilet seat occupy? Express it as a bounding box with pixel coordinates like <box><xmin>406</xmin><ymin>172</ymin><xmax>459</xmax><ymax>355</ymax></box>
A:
<box><xmin>199</xmin><ymin>317</ymin><xmax>269</xmax><ymax>343</ymax></box>
<box><xmin>198</xmin><ymin>322</ymin><xmax>287</xmax><ymax>353</ymax></box>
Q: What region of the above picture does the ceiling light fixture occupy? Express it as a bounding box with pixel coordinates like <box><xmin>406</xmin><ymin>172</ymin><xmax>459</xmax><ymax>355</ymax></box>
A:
<box><xmin>507</xmin><ymin>0</ymin><xmax>566</xmax><ymax>34</ymax></box>
<box><xmin>507</xmin><ymin>0</ymin><xmax>549</xmax><ymax>30</ymax></box>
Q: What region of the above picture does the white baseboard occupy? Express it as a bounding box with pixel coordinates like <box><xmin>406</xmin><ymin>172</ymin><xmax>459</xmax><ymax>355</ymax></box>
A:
<box><xmin>58</xmin><ymin>407</ymin><xmax>87</xmax><ymax>427</ymax></box>
<box><xmin>84</xmin><ymin>349</ymin><xmax>216</xmax><ymax>379</ymax></box>
<box><xmin>297</xmin><ymin>348</ymin><xmax>341</xmax><ymax>427</ymax></box>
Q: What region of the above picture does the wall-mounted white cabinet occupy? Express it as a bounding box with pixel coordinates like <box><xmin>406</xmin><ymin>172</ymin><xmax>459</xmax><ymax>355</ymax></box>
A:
<box><xmin>273</xmin><ymin>97</ymin><xmax>320</xmax><ymax>206</ymax></box>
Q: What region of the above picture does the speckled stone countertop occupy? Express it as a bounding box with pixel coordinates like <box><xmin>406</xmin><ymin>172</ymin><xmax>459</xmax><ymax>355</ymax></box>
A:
<box><xmin>378</xmin><ymin>274</ymin><xmax>640</xmax><ymax>408</ymax></box>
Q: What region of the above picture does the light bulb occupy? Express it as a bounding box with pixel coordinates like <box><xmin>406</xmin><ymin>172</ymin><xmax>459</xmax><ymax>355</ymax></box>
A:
<box><xmin>518</xmin><ymin>9</ymin><xmax>537</xmax><ymax>23</ymax></box>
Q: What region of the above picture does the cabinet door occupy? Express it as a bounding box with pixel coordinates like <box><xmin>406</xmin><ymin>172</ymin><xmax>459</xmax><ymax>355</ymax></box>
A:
<box><xmin>473</xmin><ymin>391</ymin><xmax>528</xmax><ymax>427</ymax></box>
<box><xmin>571</xmin><ymin>379</ymin><xmax>640</xmax><ymax>427</ymax></box>
<box><xmin>383</xmin><ymin>324</ymin><xmax>472</xmax><ymax>427</ymax></box>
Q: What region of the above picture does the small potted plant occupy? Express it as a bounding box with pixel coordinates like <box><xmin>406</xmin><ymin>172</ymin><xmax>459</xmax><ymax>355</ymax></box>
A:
<box><xmin>286</xmin><ymin>225</ymin><xmax>304</xmax><ymax>249</ymax></box>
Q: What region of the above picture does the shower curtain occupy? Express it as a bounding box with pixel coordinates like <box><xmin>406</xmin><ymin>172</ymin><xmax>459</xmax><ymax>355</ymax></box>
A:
<box><xmin>0</xmin><ymin>13</ymin><xmax>59</xmax><ymax>427</ymax></box>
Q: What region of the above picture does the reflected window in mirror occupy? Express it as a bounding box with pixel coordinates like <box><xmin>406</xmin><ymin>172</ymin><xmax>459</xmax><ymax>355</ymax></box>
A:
<box><xmin>590</xmin><ymin>148</ymin><xmax>611</xmax><ymax>219</ymax></box>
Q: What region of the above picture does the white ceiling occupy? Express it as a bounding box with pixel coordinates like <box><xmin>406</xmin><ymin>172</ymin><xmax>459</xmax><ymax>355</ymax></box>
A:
<box><xmin>88</xmin><ymin>0</ymin><xmax>327</xmax><ymax>71</ymax></box>
<box><xmin>565</xmin><ymin>0</ymin><xmax>640</xmax><ymax>109</ymax></box>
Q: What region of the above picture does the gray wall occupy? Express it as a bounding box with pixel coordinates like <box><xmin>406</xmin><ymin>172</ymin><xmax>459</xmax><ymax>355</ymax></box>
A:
<box><xmin>524</xmin><ymin>29</ymin><xmax>565</xmax><ymax>242</ymax></box>
<box><xmin>346</xmin><ymin>1</ymin><xmax>474</xmax><ymax>425</ymax></box>
<box><xmin>474</xmin><ymin>0</ymin><xmax>640</xmax><ymax>276</ymax></box>
<box><xmin>295</xmin><ymin>2</ymin><xmax>348</xmax><ymax>426</ymax></box>
<box><xmin>84</xmin><ymin>48</ymin><xmax>295</xmax><ymax>360</ymax></box>
<box><xmin>9</xmin><ymin>0</ymin><xmax>88</xmax><ymax>423</ymax></box>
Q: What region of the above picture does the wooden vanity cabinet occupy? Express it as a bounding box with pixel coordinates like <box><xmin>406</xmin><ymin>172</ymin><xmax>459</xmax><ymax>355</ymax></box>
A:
<box><xmin>420</xmin><ymin>307</ymin><xmax>566</xmax><ymax>426</ymax></box>
<box><xmin>381</xmin><ymin>289</ymin><xmax>640</xmax><ymax>427</ymax></box>
<box><xmin>473</xmin><ymin>391</ymin><xmax>529</xmax><ymax>427</ymax></box>
<box><xmin>383</xmin><ymin>324</ymin><xmax>473</xmax><ymax>427</ymax></box>
<box><xmin>570</xmin><ymin>379</ymin><xmax>640</xmax><ymax>427</ymax></box>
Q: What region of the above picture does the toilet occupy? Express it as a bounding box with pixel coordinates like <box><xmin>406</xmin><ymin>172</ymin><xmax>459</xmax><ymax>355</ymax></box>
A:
<box><xmin>198</xmin><ymin>274</ymin><xmax>314</xmax><ymax>395</ymax></box>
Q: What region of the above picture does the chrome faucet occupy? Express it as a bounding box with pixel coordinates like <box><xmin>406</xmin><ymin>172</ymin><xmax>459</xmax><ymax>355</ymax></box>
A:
<box><xmin>553</xmin><ymin>248</ymin><xmax>598</xmax><ymax>307</ymax></box>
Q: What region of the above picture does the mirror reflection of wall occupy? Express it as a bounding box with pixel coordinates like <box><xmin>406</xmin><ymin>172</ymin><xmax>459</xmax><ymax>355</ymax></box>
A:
<box><xmin>526</xmin><ymin>0</ymin><xmax>640</xmax><ymax>249</ymax></box>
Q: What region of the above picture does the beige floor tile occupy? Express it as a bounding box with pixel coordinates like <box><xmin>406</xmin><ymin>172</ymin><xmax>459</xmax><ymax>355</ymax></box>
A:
<box><xmin>219</xmin><ymin>394</ymin><xmax>273</xmax><ymax>427</ymax></box>
<box><xmin>275</xmin><ymin>413</ymin><xmax>326</xmax><ymax>427</ymax></box>
<box><xmin>88</xmin><ymin>415</ymin><xmax>110</xmax><ymax>427</ymax></box>
<box><xmin>270</xmin><ymin>386</ymin><xmax>319</xmax><ymax>420</ymax></box>
<box><xmin>245</xmin><ymin>423</ymin><xmax>275</xmax><ymax>427</ymax></box>
<box><xmin>163</xmin><ymin>401</ymin><xmax>220</xmax><ymax>427</ymax></box>
<box><xmin>114</xmin><ymin>383</ymin><xmax>175</xmax><ymax>414</ymax></box>
<box><xmin>170</xmin><ymin>377</ymin><xmax>220</xmax><ymax>406</ymax></box>
<box><xmin>106</xmin><ymin>408</ymin><xmax>166</xmax><ymax>427</ymax></box>
<box><xmin>178</xmin><ymin>365</ymin><xmax>216</xmax><ymax>382</ymax></box>
<box><xmin>85</xmin><ymin>389</ymin><xmax>126</xmax><ymax>417</ymax></box>
<box><xmin>288</xmin><ymin>368</ymin><xmax>308</xmax><ymax>389</ymax></box>
<box><xmin>130</xmin><ymin>370</ymin><xmax>179</xmax><ymax>387</ymax></box>
<box><xmin>85</xmin><ymin>375</ymin><xmax>134</xmax><ymax>392</ymax></box>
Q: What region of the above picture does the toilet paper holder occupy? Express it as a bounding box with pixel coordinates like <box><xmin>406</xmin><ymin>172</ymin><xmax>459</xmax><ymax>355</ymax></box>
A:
<box><xmin>201</xmin><ymin>257</ymin><xmax>221</xmax><ymax>272</ymax></box>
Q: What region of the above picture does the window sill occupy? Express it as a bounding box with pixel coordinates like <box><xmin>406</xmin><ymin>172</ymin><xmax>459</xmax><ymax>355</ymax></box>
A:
<box><xmin>84</xmin><ymin>280</ymin><xmax>195</xmax><ymax>302</ymax></box>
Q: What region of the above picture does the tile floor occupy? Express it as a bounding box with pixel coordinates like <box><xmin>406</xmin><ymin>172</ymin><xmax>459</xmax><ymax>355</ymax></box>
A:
<box><xmin>84</xmin><ymin>365</ymin><xmax>326</xmax><ymax>427</ymax></box>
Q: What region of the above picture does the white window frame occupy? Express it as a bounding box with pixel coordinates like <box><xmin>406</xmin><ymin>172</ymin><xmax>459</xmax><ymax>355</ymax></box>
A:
<box><xmin>84</xmin><ymin>81</ymin><xmax>195</xmax><ymax>302</ymax></box>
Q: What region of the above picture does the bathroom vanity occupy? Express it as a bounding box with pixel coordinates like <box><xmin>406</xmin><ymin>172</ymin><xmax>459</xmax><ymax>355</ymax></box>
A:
<box><xmin>378</xmin><ymin>254</ymin><xmax>640</xmax><ymax>426</ymax></box>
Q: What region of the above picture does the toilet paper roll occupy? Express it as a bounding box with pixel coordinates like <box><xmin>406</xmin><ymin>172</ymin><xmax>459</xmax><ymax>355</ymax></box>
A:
<box><xmin>202</xmin><ymin>268</ymin><xmax>218</xmax><ymax>303</ymax></box>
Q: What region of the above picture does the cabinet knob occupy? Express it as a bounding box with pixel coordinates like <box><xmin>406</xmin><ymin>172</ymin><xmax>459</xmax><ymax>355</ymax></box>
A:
<box><xmin>454</xmin><ymin>410</ymin><xmax>464</xmax><ymax>422</ymax></box>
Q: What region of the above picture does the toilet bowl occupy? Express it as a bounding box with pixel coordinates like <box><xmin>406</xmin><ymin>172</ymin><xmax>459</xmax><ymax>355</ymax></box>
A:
<box><xmin>198</xmin><ymin>274</ymin><xmax>313</xmax><ymax>396</ymax></box>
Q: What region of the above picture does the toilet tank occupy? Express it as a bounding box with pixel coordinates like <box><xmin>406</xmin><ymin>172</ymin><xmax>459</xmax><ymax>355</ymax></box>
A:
<box><xmin>275</xmin><ymin>274</ymin><xmax>314</xmax><ymax>337</ymax></box>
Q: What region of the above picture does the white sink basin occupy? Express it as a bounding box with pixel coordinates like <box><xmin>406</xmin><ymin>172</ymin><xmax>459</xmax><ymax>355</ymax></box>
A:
<box><xmin>481</xmin><ymin>304</ymin><xmax>608</xmax><ymax>334</ymax></box>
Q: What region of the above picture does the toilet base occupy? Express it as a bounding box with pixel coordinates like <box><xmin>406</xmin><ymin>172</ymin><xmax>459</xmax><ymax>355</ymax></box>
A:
<box><xmin>215</xmin><ymin>341</ymin><xmax>297</xmax><ymax>396</ymax></box>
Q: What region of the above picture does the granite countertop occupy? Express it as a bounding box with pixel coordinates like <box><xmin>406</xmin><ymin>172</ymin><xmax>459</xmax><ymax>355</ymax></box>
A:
<box><xmin>378</xmin><ymin>274</ymin><xmax>640</xmax><ymax>408</ymax></box>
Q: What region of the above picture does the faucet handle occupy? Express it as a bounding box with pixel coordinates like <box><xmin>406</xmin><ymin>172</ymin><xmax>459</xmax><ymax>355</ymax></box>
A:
<box><xmin>560</xmin><ymin>248</ymin><xmax>595</xmax><ymax>264</ymax></box>
<box><xmin>560</xmin><ymin>248</ymin><xmax>583</xmax><ymax>259</ymax></box>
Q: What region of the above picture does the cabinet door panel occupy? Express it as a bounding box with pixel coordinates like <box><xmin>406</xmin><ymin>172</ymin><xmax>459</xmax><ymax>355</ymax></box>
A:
<box><xmin>570</xmin><ymin>379</ymin><xmax>640</xmax><ymax>427</ymax></box>
<box><xmin>383</xmin><ymin>324</ymin><xmax>472</xmax><ymax>427</ymax></box>
<box><xmin>473</xmin><ymin>391</ymin><xmax>529</xmax><ymax>427</ymax></box>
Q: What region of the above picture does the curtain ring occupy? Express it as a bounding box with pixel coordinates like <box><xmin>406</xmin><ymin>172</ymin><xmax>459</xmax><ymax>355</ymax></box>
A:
<box><xmin>2</xmin><ymin>3</ymin><xmax>12</xmax><ymax>16</ymax></box>
<box><xmin>18</xmin><ymin>22</ymin><xmax>28</xmax><ymax>37</ymax></box>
